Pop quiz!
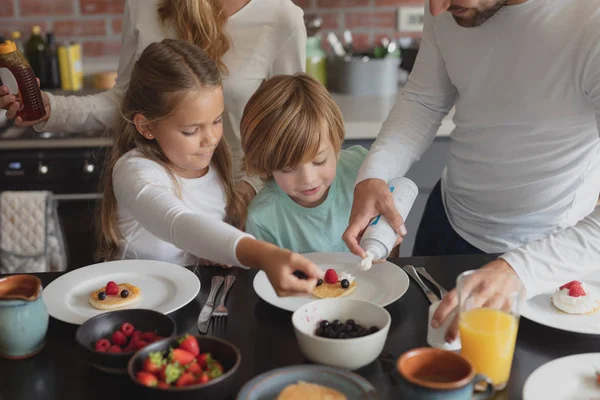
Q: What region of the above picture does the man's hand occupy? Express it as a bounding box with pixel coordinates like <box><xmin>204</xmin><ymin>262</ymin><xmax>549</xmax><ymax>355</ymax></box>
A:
<box><xmin>431</xmin><ymin>258</ymin><xmax>524</xmax><ymax>342</ymax></box>
<box><xmin>1</xmin><ymin>81</ymin><xmax>51</xmax><ymax>127</ymax></box>
<box><xmin>342</xmin><ymin>178</ymin><xmax>407</xmax><ymax>258</ymax></box>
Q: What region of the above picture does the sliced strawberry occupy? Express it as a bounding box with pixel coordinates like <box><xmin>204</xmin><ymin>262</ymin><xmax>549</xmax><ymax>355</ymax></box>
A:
<box><xmin>178</xmin><ymin>335</ymin><xmax>200</xmax><ymax>356</ymax></box>
<box><xmin>157</xmin><ymin>381</ymin><xmax>170</xmax><ymax>389</ymax></box>
<box><xmin>143</xmin><ymin>351</ymin><xmax>165</xmax><ymax>374</ymax></box>
<box><xmin>176</xmin><ymin>372</ymin><xmax>196</xmax><ymax>387</ymax></box>
<box><xmin>186</xmin><ymin>361</ymin><xmax>202</xmax><ymax>375</ymax></box>
<box><xmin>170</xmin><ymin>348</ymin><xmax>195</xmax><ymax>365</ymax></box>
<box><xmin>95</xmin><ymin>338</ymin><xmax>111</xmax><ymax>352</ymax></box>
<box><xmin>108</xmin><ymin>345</ymin><xmax>122</xmax><ymax>353</ymax></box>
<box><xmin>324</xmin><ymin>269</ymin><xmax>338</xmax><ymax>284</ymax></box>
<box><xmin>121</xmin><ymin>322</ymin><xmax>135</xmax><ymax>337</ymax></box>
<box><xmin>197</xmin><ymin>372</ymin><xmax>210</xmax><ymax>384</ymax></box>
<box><xmin>136</xmin><ymin>371</ymin><xmax>158</xmax><ymax>387</ymax></box>
<box><xmin>560</xmin><ymin>280</ymin><xmax>582</xmax><ymax>290</ymax></box>
<box><xmin>111</xmin><ymin>331</ymin><xmax>127</xmax><ymax>347</ymax></box>
<box><xmin>106</xmin><ymin>281</ymin><xmax>119</xmax><ymax>296</ymax></box>
<box><xmin>569</xmin><ymin>285</ymin><xmax>586</xmax><ymax>297</ymax></box>
<box><xmin>141</xmin><ymin>332</ymin><xmax>158</xmax><ymax>342</ymax></box>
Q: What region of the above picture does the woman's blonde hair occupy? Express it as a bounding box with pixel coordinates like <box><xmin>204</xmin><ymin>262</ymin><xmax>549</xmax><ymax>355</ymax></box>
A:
<box><xmin>96</xmin><ymin>39</ymin><xmax>244</xmax><ymax>262</ymax></box>
<box><xmin>240</xmin><ymin>73</ymin><xmax>345</xmax><ymax>179</ymax></box>
<box><xmin>158</xmin><ymin>0</ymin><xmax>230</xmax><ymax>73</ymax></box>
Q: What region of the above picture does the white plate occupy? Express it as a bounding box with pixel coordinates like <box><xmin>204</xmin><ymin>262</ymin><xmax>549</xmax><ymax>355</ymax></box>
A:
<box><xmin>253</xmin><ymin>252</ymin><xmax>409</xmax><ymax>312</ymax></box>
<box><xmin>521</xmin><ymin>271</ymin><xmax>600</xmax><ymax>335</ymax></box>
<box><xmin>42</xmin><ymin>259</ymin><xmax>200</xmax><ymax>325</ymax></box>
<box><xmin>523</xmin><ymin>353</ymin><xmax>600</xmax><ymax>400</ymax></box>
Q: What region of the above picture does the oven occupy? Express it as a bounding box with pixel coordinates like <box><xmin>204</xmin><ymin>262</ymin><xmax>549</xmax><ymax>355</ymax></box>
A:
<box><xmin>0</xmin><ymin>123</ymin><xmax>111</xmax><ymax>270</ymax></box>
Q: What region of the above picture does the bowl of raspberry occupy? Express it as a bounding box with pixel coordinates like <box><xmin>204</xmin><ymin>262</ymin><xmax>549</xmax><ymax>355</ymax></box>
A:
<box><xmin>75</xmin><ymin>309</ymin><xmax>176</xmax><ymax>374</ymax></box>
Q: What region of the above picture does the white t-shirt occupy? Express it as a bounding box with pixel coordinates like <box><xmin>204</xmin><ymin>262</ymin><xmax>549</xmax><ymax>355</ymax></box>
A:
<box><xmin>357</xmin><ymin>0</ymin><xmax>600</xmax><ymax>297</ymax></box>
<box><xmin>112</xmin><ymin>149</ymin><xmax>252</xmax><ymax>266</ymax></box>
<box><xmin>36</xmin><ymin>0</ymin><xmax>306</xmax><ymax>191</ymax></box>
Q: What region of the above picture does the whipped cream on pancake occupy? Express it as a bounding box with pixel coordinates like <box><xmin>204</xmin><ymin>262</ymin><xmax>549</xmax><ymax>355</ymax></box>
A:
<box><xmin>551</xmin><ymin>282</ymin><xmax>600</xmax><ymax>315</ymax></box>
<box><xmin>339</xmin><ymin>271</ymin><xmax>355</xmax><ymax>284</ymax></box>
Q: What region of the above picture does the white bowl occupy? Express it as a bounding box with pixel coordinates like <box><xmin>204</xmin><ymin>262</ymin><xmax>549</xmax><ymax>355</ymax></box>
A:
<box><xmin>292</xmin><ymin>298</ymin><xmax>391</xmax><ymax>370</ymax></box>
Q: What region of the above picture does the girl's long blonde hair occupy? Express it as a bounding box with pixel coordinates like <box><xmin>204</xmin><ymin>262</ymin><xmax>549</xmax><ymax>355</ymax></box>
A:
<box><xmin>96</xmin><ymin>39</ymin><xmax>244</xmax><ymax>262</ymax></box>
<box><xmin>158</xmin><ymin>0</ymin><xmax>230</xmax><ymax>73</ymax></box>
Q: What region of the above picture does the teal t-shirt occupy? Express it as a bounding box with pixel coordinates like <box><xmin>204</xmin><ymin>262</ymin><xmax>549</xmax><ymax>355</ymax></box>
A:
<box><xmin>246</xmin><ymin>145</ymin><xmax>368</xmax><ymax>253</ymax></box>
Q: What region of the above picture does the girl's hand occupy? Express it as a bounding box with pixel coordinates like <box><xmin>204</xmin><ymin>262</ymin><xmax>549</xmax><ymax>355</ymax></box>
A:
<box><xmin>1</xmin><ymin>82</ymin><xmax>51</xmax><ymax>127</ymax></box>
<box><xmin>236</xmin><ymin>238</ymin><xmax>324</xmax><ymax>297</ymax></box>
<box><xmin>198</xmin><ymin>258</ymin><xmax>232</xmax><ymax>268</ymax></box>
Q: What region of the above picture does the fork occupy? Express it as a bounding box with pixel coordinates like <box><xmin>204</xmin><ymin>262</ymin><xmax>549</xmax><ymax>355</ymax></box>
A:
<box><xmin>212</xmin><ymin>275</ymin><xmax>236</xmax><ymax>318</ymax></box>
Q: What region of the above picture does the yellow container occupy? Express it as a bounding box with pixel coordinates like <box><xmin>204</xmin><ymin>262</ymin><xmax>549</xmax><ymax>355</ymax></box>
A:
<box><xmin>58</xmin><ymin>42</ymin><xmax>83</xmax><ymax>91</ymax></box>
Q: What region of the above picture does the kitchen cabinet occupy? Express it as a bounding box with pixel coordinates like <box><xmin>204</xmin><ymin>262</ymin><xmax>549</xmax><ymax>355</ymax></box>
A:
<box><xmin>343</xmin><ymin>136</ymin><xmax>450</xmax><ymax>256</ymax></box>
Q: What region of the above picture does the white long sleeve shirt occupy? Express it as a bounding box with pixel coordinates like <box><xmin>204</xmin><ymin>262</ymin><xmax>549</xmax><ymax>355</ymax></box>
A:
<box><xmin>112</xmin><ymin>149</ymin><xmax>252</xmax><ymax>267</ymax></box>
<box><xmin>36</xmin><ymin>0</ymin><xmax>306</xmax><ymax>191</ymax></box>
<box><xmin>357</xmin><ymin>0</ymin><xmax>600</xmax><ymax>298</ymax></box>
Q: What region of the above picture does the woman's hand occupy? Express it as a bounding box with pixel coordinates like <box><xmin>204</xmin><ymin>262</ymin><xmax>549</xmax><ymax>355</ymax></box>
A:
<box><xmin>236</xmin><ymin>237</ymin><xmax>324</xmax><ymax>297</ymax></box>
<box><xmin>0</xmin><ymin>82</ymin><xmax>51</xmax><ymax>127</ymax></box>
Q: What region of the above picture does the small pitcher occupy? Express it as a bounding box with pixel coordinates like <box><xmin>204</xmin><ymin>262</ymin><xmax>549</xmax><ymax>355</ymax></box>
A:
<box><xmin>0</xmin><ymin>275</ymin><xmax>49</xmax><ymax>359</ymax></box>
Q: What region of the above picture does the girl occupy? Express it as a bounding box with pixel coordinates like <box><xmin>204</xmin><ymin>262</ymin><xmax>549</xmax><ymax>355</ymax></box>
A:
<box><xmin>1</xmin><ymin>0</ymin><xmax>306</xmax><ymax>204</ymax></box>
<box><xmin>98</xmin><ymin>39</ymin><xmax>321</xmax><ymax>297</ymax></box>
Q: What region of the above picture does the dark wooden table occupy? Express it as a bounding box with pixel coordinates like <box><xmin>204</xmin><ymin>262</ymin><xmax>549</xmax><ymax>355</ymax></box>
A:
<box><xmin>1</xmin><ymin>254</ymin><xmax>599</xmax><ymax>400</ymax></box>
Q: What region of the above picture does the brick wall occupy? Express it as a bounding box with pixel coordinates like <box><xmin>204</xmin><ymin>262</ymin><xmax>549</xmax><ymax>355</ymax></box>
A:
<box><xmin>0</xmin><ymin>0</ymin><xmax>424</xmax><ymax>59</ymax></box>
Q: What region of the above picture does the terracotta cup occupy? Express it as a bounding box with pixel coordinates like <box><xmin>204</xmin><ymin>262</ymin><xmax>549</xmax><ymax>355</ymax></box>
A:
<box><xmin>396</xmin><ymin>347</ymin><xmax>495</xmax><ymax>400</ymax></box>
<box><xmin>0</xmin><ymin>275</ymin><xmax>49</xmax><ymax>359</ymax></box>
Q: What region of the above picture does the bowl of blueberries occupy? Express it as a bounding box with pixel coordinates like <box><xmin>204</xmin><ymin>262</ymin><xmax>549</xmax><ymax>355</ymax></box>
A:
<box><xmin>291</xmin><ymin>298</ymin><xmax>391</xmax><ymax>370</ymax></box>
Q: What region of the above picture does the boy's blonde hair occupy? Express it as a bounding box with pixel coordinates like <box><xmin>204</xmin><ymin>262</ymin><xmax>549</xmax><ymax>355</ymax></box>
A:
<box><xmin>240</xmin><ymin>73</ymin><xmax>345</xmax><ymax>179</ymax></box>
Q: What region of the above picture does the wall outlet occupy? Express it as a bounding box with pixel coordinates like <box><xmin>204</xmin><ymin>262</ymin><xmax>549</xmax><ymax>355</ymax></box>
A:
<box><xmin>397</xmin><ymin>6</ymin><xmax>425</xmax><ymax>32</ymax></box>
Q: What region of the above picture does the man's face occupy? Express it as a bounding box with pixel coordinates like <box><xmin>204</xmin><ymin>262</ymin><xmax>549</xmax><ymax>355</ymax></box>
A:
<box><xmin>430</xmin><ymin>0</ymin><xmax>508</xmax><ymax>27</ymax></box>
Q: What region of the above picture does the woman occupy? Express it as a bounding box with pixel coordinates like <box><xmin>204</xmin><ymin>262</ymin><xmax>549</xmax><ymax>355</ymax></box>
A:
<box><xmin>0</xmin><ymin>0</ymin><xmax>306</xmax><ymax>200</ymax></box>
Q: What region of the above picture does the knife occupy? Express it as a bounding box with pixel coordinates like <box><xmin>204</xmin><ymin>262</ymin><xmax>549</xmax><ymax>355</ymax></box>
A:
<box><xmin>402</xmin><ymin>265</ymin><xmax>440</xmax><ymax>304</ymax></box>
<box><xmin>416</xmin><ymin>267</ymin><xmax>448</xmax><ymax>298</ymax></box>
<box><xmin>197</xmin><ymin>275</ymin><xmax>224</xmax><ymax>334</ymax></box>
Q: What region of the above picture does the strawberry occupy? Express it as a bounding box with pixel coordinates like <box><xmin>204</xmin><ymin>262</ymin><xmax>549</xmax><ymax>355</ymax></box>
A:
<box><xmin>108</xmin><ymin>345</ymin><xmax>122</xmax><ymax>353</ymax></box>
<box><xmin>178</xmin><ymin>335</ymin><xmax>200</xmax><ymax>356</ymax></box>
<box><xmin>121</xmin><ymin>322</ymin><xmax>135</xmax><ymax>337</ymax></box>
<box><xmin>560</xmin><ymin>280</ymin><xmax>582</xmax><ymax>290</ymax></box>
<box><xmin>212</xmin><ymin>361</ymin><xmax>224</xmax><ymax>373</ymax></box>
<box><xmin>569</xmin><ymin>285</ymin><xmax>586</xmax><ymax>297</ymax></box>
<box><xmin>106</xmin><ymin>281</ymin><xmax>119</xmax><ymax>296</ymax></box>
<box><xmin>111</xmin><ymin>331</ymin><xmax>127</xmax><ymax>347</ymax></box>
<box><xmin>95</xmin><ymin>338</ymin><xmax>111</xmax><ymax>352</ymax></box>
<box><xmin>141</xmin><ymin>332</ymin><xmax>158</xmax><ymax>342</ymax></box>
<box><xmin>186</xmin><ymin>361</ymin><xmax>202</xmax><ymax>375</ymax></box>
<box><xmin>157</xmin><ymin>381</ymin><xmax>170</xmax><ymax>389</ymax></box>
<box><xmin>136</xmin><ymin>371</ymin><xmax>158</xmax><ymax>387</ymax></box>
<box><xmin>170</xmin><ymin>348</ymin><xmax>195</xmax><ymax>365</ymax></box>
<box><xmin>197</xmin><ymin>353</ymin><xmax>212</xmax><ymax>369</ymax></box>
<box><xmin>176</xmin><ymin>372</ymin><xmax>196</xmax><ymax>387</ymax></box>
<box><xmin>159</xmin><ymin>366</ymin><xmax>167</xmax><ymax>382</ymax></box>
<box><xmin>324</xmin><ymin>269</ymin><xmax>338</xmax><ymax>284</ymax></box>
<box><xmin>197</xmin><ymin>372</ymin><xmax>210</xmax><ymax>384</ymax></box>
<box><xmin>208</xmin><ymin>365</ymin><xmax>223</xmax><ymax>379</ymax></box>
<box><xmin>143</xmin><ymin>351</ymin><xmax>165</xmax><ymax>374</ymax></box>
<box><xmin>164</xmin><ymin>362</ymin><xmax>184</xmax><ymax>384</ymax></box>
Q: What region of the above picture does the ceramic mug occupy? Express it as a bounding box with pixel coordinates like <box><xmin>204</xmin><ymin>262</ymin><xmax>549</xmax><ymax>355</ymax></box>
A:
<box><xmin>396</xmin><ymin>347</ymin><xmax>495</xmax><ymax>400</ymax></box>
<box><xmin>0</xmin><ymin>275</ymin><xmax>49</xmax><ymax>359</ymax></box>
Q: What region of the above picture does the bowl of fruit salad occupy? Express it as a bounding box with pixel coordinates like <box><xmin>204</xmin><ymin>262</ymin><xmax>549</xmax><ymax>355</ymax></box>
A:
<box><xmin>75</xmin><ymin>309</ymin><xmax>176</xmax><ymax>374</ymax></box>
<box><xmin>127</xmin><ymin>334</ymin><xmax>241</xmax><ymax>398</ymax></box>
<box><xmin>292</xmin><ymin>298</ymin><xmax>391</xmax><ymax>370</ymax></box>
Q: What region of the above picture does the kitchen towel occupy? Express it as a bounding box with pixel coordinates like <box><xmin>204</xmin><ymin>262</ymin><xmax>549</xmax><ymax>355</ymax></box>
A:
<box><xmin>0</xmin><ymin>191</ymin><xmax>67</xmax><ymax>274</ymax></box>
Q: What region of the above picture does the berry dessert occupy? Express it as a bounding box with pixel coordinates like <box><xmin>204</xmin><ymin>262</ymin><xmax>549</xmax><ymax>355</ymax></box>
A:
<box><xmin>551</xmin><ymin>280</ymin><xmax>600</xmax><ymax>315</ymax></box>
<box><xmin>135</xmin><ymin>335</ymin><xmax>225</xmax><ymax>388</ymax></box>
<box><xmin>312</xmin><ymin>270</ymin><xmax>357</xmax><ymax>299</ymax></box>
<box><xmin>89</xmin><ymin>280</ymin><xmax>141</xmax><ymax>310</ymax></box>
<box><xmin>314</xmin><ymin>319</ymin><xmax>379</xmax><ymax>339</ymax></box>
<box><xmin>93</xmin><ymin>322</ymin><xmax>164</xmax><ymax>353</ymax></box>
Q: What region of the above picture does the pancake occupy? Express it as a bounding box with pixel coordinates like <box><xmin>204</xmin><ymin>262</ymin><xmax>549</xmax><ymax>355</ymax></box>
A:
<box><xmin>312</xmin><ymin>281</ymin><xmax>357</xmax><ymax>299</ymax></box>
<box><xmin>277</xmin><ymin>382</ymin><xmax>347</xmax><ymax>400</ymax></box>
<box><xmin>88</xmin><ymin>283</ymin><xmax>142</xmax><ymax>310</ymax></box>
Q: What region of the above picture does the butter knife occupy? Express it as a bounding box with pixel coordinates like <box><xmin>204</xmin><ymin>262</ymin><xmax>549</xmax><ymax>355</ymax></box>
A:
<box><xmin>197</xmin><ymin>276</ymin><xmax>224</xmax><ymax>334</ymax></box>
<box><xmin>416</xmin><ymin>267</ymin><xmax>449</xmax><ymax>298</ymax></box>
<box><xmin>402</xmin><ymin>265</ymin><xmax>440</xmax><ymax>304</ymax></box>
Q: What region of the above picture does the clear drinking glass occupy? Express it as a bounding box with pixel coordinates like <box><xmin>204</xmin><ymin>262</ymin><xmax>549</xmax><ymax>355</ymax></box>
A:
<box><xmin>457</xmin><ymin>269</ymin><xmax>525</xmax><ymax>391</ymax></box>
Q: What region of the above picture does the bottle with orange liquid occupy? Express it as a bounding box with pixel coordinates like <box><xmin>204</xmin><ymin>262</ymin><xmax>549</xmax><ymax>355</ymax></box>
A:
<box><xmin>0</xmin><ymin>36</ymin><xmax>46</xmax><ymax>122</ymax></box>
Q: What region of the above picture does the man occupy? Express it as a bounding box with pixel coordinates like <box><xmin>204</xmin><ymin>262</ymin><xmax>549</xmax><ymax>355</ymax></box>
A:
<box><xmin>343</xmin><ymin>0</ymin><xmax>600</xmax><ymax>340</ymax></box>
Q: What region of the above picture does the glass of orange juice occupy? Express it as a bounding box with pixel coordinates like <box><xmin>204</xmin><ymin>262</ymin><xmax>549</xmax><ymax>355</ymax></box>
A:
<box><xmin>457</xmin><ymin>269</ymin><xmax>525</xmax><ymax>391</ymax></box>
